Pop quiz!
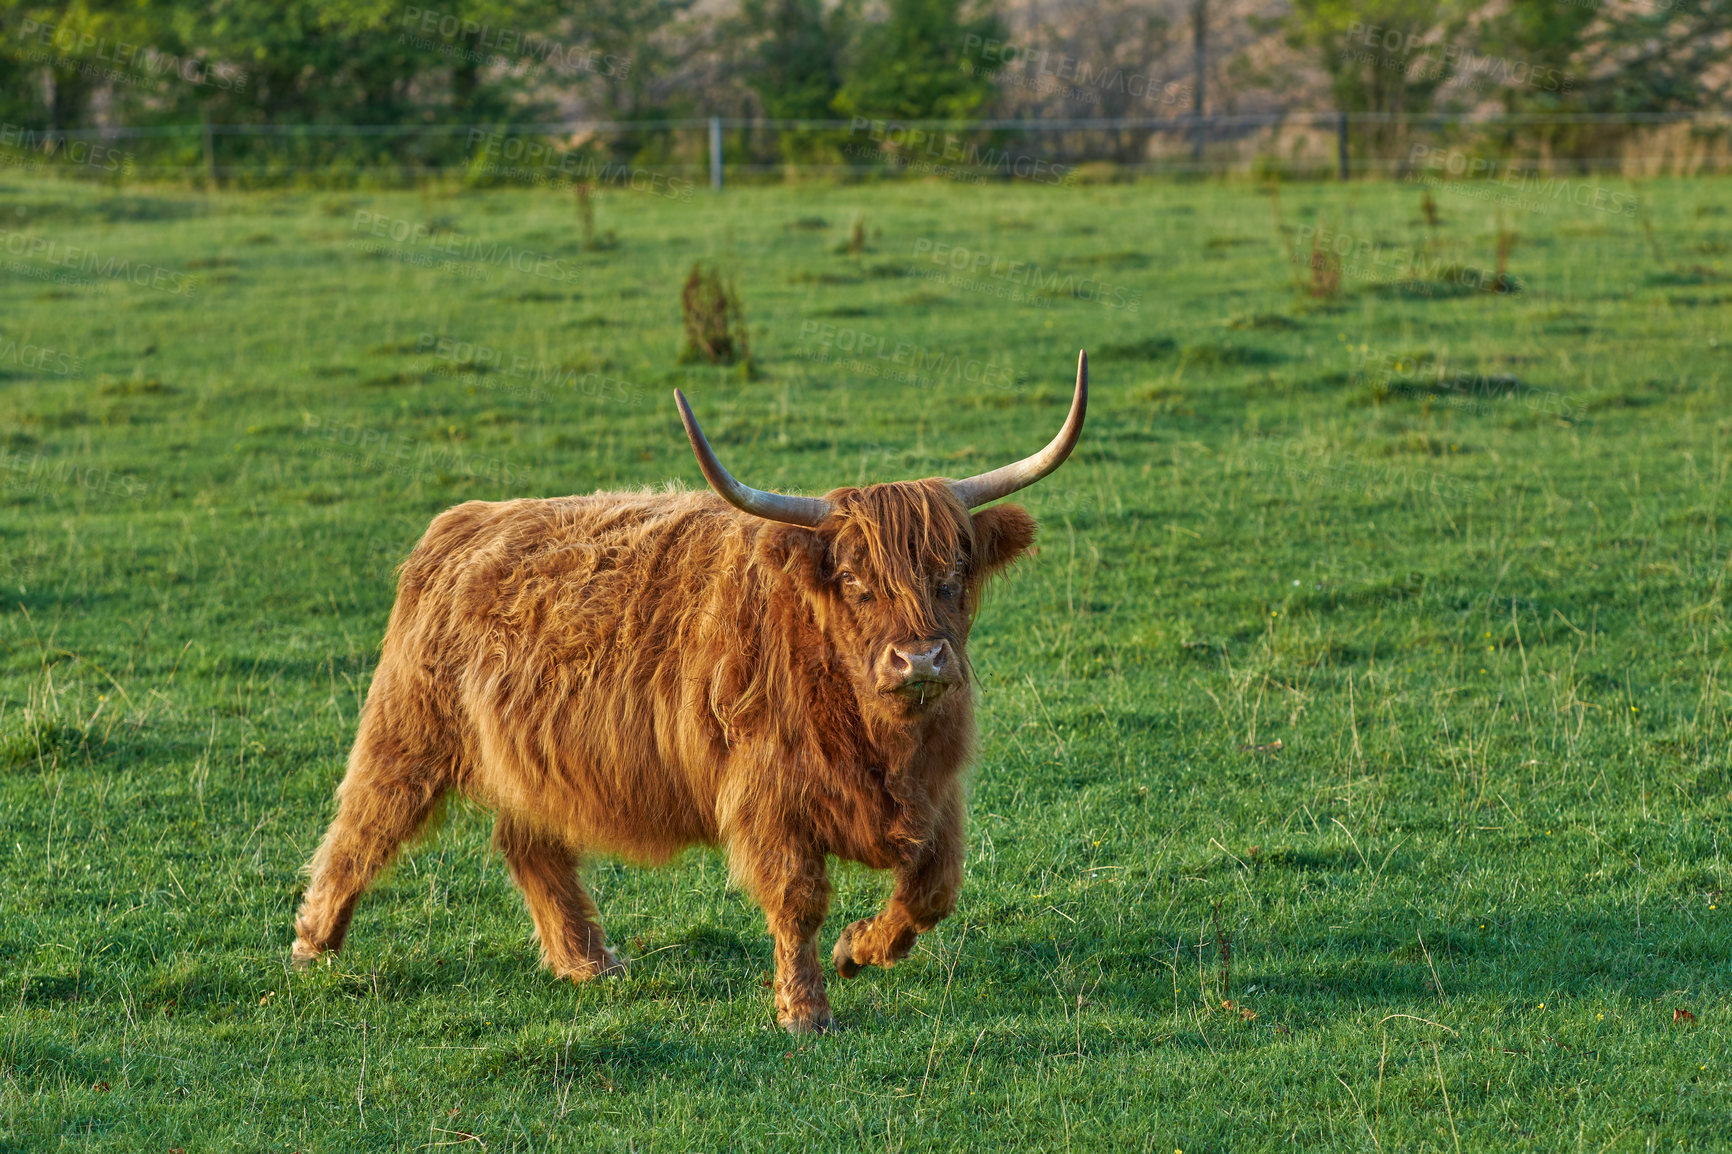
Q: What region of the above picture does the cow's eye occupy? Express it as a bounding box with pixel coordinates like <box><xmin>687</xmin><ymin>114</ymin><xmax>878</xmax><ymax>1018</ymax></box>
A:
<box><xmin>837</xmin><ymin>570</ymin><xmax>872</xmax><ymax>602</ymax></box>
<box><xmin>936</xmin><ymin>581</ymin><xmax>956</xmax><ymax>599</ymax></box>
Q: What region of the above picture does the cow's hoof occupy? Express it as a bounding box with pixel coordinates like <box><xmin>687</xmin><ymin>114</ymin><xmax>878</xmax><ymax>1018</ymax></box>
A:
<box><xmin>780</xmin><ymin>1011</ymin><xmax>834</xmax><ymax>1036</ymax></box>
<box><xmin>832</xmin><ymin>918</ymin><xmax>870</xmax><ymax>978</ymax></box>
<box><xmin>558</xmin><ymin>947</ymin><xmax>624</xmax><ymax>982</ymax></box>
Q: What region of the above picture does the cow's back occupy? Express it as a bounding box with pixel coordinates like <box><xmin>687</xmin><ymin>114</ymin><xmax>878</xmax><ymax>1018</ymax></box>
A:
<box><xmin>378</xmin><ymin>488</ymin><xmax>779</xmax><ymax>860</ymax></box>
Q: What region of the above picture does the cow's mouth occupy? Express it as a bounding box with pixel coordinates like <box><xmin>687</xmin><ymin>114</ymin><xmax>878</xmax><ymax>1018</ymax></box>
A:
<box><xmin>890</xmin><ymin>679</ymin><xmax>951</xmax><ymax>707</ymax></box>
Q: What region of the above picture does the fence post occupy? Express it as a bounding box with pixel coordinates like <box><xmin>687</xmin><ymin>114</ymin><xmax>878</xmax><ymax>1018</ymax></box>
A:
<box><xmin>709</xmin><ymin>116</ymin><xmax>723</xmax><ymax>191</ymax></box>
<box><xmin>1190</xmin><ymin>0</ymin><xmax>1207</xmax><ymax>167</ymax></box>
<box><xmin>1337</xmin><ymin>112</ymin><xmax>1349</xmax><ymax>181</ymax></box>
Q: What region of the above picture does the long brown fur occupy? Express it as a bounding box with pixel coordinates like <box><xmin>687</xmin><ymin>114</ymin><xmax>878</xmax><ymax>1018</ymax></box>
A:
<box><xmin>292</xmin><ymin>478</ymin><xmax>1036</xmax><ymax>1033</ymax></box>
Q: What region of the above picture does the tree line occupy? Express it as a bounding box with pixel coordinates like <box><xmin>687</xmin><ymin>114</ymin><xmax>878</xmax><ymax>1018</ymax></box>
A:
<box><xmin>1</xmin><ymin>0</ymin><xmax>1726</xmax><ymax>178</ymax></box>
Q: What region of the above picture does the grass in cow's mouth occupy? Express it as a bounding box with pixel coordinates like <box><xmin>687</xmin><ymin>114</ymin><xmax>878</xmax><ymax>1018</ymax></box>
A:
<box><xmin>1</xmin><ymin>173</ymin><xmax>1728</xmax><ymax>1151</ymax></box>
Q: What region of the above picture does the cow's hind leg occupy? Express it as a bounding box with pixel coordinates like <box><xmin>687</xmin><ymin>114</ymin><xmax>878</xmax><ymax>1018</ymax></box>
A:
<box><xmin>292</xmin><ymin>715</ymin><xmax>448</xmax><ymax>966</ymax></box>
<box><xmin>494</xmin><ymin>817</ymin><xmax>620</xmax><ymax>981</ymax></box>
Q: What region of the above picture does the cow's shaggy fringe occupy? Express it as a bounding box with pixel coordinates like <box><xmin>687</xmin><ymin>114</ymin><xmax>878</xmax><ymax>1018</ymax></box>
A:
<box><xmin>831</xmin><ymin>479</ymin><xmax>973</xmax><ymax>638</ymax></box>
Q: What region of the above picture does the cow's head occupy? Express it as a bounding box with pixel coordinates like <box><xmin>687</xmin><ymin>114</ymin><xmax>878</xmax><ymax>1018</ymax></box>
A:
<box><xmin>674</xmin><ymin>352</ymin><xmax>1086</xmax><ymax>725</ymax></box>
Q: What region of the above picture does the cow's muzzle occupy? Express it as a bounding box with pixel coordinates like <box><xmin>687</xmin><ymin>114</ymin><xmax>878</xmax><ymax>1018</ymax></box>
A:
<box><xmin>882</xmin><ymin>642</ymin><xmax>957</xmax><ymax>705</ymax></box>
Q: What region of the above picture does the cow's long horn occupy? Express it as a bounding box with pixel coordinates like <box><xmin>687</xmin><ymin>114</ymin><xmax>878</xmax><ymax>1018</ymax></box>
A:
<box><xmin>674</xmin><ymin>389</ymin><xmax>834</xmax><ymax>528</ymax></box>
<box><xmin>949</xmin><ymin>349</ymin><xmax>1088</xmax><ymax>509</ymax></box>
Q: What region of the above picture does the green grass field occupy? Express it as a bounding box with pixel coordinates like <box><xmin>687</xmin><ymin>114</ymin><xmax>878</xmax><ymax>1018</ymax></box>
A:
<box><xmin>2</xmin><ymin>169</ymin><xmax>1729</xmax><ymax>1151</ymax></box>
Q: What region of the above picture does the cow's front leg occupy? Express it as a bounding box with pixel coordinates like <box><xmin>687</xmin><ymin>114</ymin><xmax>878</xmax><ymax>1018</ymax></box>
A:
<box><xmin>833</xmin><ymin>787</ymin><xmax>963</xmax><ymax>978</ymax></box>
<box><xmin>744</xmin><ymin>842</ymin><xmax>834</xmax><ymax>1034</ymax></box>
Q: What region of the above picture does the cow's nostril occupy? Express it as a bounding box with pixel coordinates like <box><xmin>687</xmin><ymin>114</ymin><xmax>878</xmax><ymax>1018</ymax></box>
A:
<box><xmin>890</xmin><ymin>643</ymin><xmax>947</xmax><ymax>681</ymax></box>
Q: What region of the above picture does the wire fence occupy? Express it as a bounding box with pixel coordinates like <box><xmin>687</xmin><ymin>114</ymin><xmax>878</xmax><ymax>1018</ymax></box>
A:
<box><xmin>4</xmin><ymin>111</ymin><xmax>1729</xmax><ymax>189</ymax></box>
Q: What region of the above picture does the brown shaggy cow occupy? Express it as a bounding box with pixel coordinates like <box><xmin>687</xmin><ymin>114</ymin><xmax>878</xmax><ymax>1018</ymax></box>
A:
<box><xmin>292</xmin><ymin>352</ymin><xmax>1088</xmax><ymax>1033</ymax></box>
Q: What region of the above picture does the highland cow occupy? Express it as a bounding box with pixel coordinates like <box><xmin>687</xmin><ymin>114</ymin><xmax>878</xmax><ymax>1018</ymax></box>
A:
<box><xmin>292</xmin><ymin>352</ymin><xmax>1089</xmax><ymax>1033</ymax></box>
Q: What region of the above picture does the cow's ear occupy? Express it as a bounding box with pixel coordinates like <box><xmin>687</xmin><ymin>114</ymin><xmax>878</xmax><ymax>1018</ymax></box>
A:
<box><xmin>774</xmin><ymin>525</ymin><xmax>834</xmax><ymax>597</ymax></box>
<box><xmin>969</xmin><ymin>503</ymin><xmax>1037</xmax><ymax>582</ymax></box>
